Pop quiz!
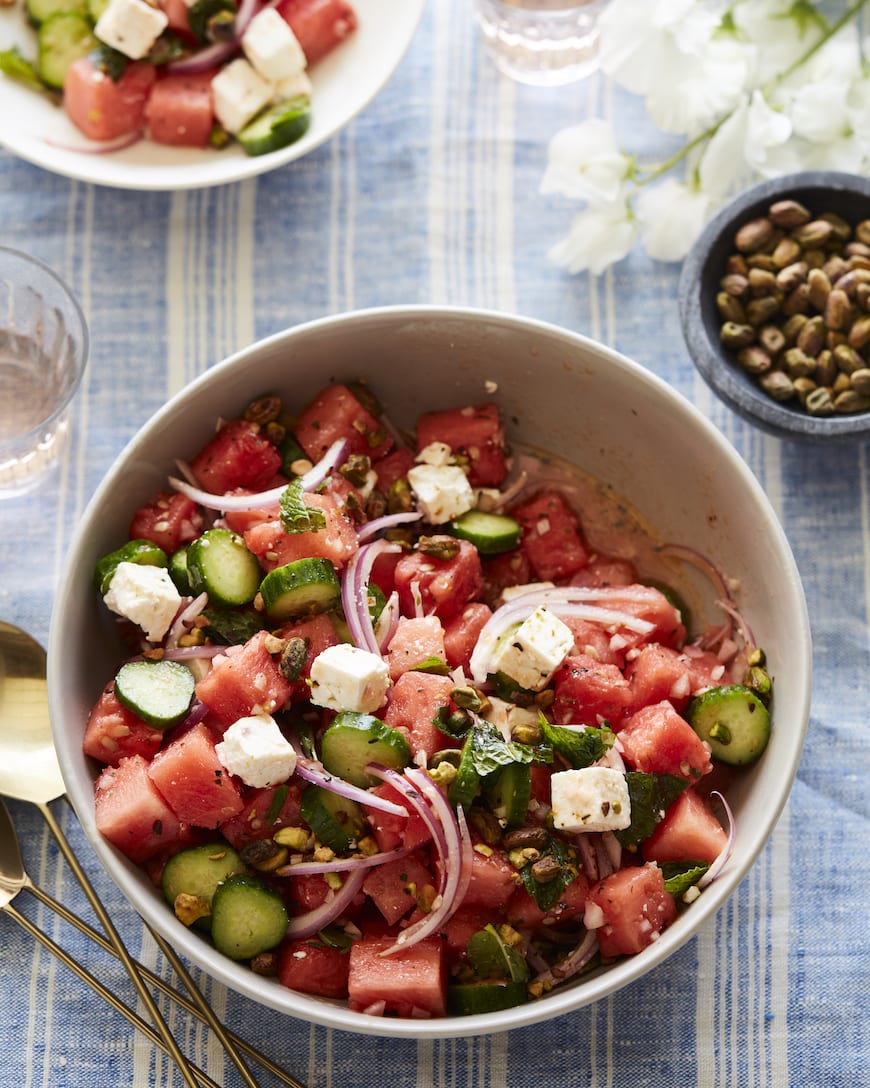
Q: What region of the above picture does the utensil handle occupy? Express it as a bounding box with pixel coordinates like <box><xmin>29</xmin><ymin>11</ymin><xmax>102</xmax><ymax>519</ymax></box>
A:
<box><xmin>35</xmin><ymin>800</ymin><xmax>224</xmax><ymax>1088</ymax></box>
<box><xmin>2</xmin><ymin>902</ymin><xmax>221</xmax><ymax>1088</ymax></box>
<box><xmin>25</xmin><ymin>878</ymin><xmax>305</xmax><ymax>1088</ymax></box>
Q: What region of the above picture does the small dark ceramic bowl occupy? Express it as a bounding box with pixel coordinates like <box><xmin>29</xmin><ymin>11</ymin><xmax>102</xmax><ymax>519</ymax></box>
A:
<box><xmin>679</xmin><ymin>171</ymin><xmax>870</xmax><ymax>441</ymax></box>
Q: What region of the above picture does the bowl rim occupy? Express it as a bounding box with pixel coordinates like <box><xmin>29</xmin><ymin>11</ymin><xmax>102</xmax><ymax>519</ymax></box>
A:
<box><xmin>679</xmin><ymin>170</ymin><xmax>870</xmax><ymax>441</ymax></box>
<box><xmin>48</xmin><ymin>304</ymin><xmax>813</xmax><ymax>1037</ymax></box>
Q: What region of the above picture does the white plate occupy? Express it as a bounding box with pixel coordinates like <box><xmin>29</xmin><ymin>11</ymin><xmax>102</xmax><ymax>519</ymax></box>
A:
<box><xmin>0</xmin><ymin>0</ymin><xmax>425</xmax><ymax>190</ymax></box>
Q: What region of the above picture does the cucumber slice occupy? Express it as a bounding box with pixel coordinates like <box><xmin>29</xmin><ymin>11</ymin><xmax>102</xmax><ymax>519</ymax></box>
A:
<box><xmin>94</xmin><ymin>538</ymin><xmax>168</xmax><ymax>595</ymax></box>
<box><xmin>300</xmin><ymin>784</ymin><xmax>366</xmax><ymax>852</ymax></box>
<box><xmin>187</xmin><ymin>527</ymin><xmax>261</xmax><ymax>607</ymax></box>
<box><xmin>483</xmin><ymin>761</ymin><xmax>531</xmax><ymax>829</ymax></box>
<box><xmin>114</xmin><ymin>659</ymin><xmax>195</xmax><ymax>729</ymax></box>
<box><xmin>37</xmin><ymin>12</ymin><xmax>97</xmax><ymax>89</ymax></box>
<box><xmin>168</xmin><ymin>545</ymin><xmax>191</xmax><ymax>594</ymax></box>
<box><xmin>238</xmin><ymin>95</ymin><xmax>311</xmax><ymax>157</ymax></box>
<box><xmin>686</xmin><ymin>684</ymin><xmax>771</xmax><ymax>765</ymax></box>
<box><xmin>447</xmin><ymin>980</ymin><xmax>528</xmax><ymax>1015</ymax></box>
<box><xmin>320</xmin><ymin>711</ymin><xmax>411</xmax><ymax>788</ymax></box>
<box><xmin>26</xmin><ymin>0</ymin><xmax>87</xmax><ymax>26</ymax></box>
<box><xmin>210</xmin><ymin>873</ymin><xmax>289</xmax><ymax>960</ymax></box>
<box><xmin>259</xmin><ymin>557</ymin><xmax>341</xmax><ymax>622</ymax></box>
<box><xmin>161</xmin><ymin>843</ymin><xmax>245</xmax><ymax>929</ymax></box>
<box><xmin>448</xmin><ymin>510</ymin><xmax>521</xmax><ymax>555</ymax></box>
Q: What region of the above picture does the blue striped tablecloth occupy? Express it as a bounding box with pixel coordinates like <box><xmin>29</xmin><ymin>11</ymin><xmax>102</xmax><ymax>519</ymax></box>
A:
<box><xmin>0</xmin><ymin>2</ymin><xmax>867</xmax><ymax>1085</ymax></box>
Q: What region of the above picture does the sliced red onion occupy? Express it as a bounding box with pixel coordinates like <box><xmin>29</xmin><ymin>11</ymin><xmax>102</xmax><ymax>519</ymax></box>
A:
<box><xmin>276</xmin><ymin>844</ymin><xmax>414</xmax><ymax>877</ymax></box>
<box><xmin>453</xmin><ymin>805</ymin><xmax>474</xmax><ymax>907</ymax></box>
<box><xmin>698</xmin><ymin>791</ymin><xmax>736</xmax><ymax>888</ymax></box>
<box><xmin>365</xmin><ymin>764</ymin><xmax>448</xmax><ymax>861</ymax></box>
<box><xmin>284</xmin><ymin>866</ymin><xmax>367</xmax><ymax>939</ymax></box>
<box><xmin>167</xmin><ymin>0</ymin><xmax>261</xmax><ymax>73</ymax></box>
<box><xmin>168</xmin><ymin>439</ymin><xmax>348</xmax><ymax>514</ymax></box>
<box><xmin>356</xmin><ymin>511</ymin><xmax>422</xmax><ymax>544</ymax></box>
<box><xmin>163</xmin><ymin>645</ymin><xmax>226</xmax><ymax>661</ymax></box>
<box><xmin>294</xmin><ymin>756</ymin><xmax>407</xmax><ymax>816</ymax></box>
<box><xmin>601</xmin><ymin>830</ymin><xmax>622</xmax><ymax>872</ymax></box>
<box><xmin>374</xmin><ymin>590</ymin><xmax>400</xmax><ymax>653</ymax></box>
<box><xmin>341</xmin><ymin>539</ymin><xmax>402</xmax><ymax>656</ymax></box>
<box><xmin>593</xmin><ymin>835</ymin><xmax>614</xmax><ymax>879</ymax></box>
<box><xmin>531</xmin><ymin>930</ymin><xmax>599</xmax><ymax>991</ymax></box>
<box><xmin>574</xmin><ymin>834</ymin><xmax>598</xmax><ymax>881</ymax></box>
<box><xmin>377</xmin><ymin>768</ymin><xmax>466</xmax><ymax>955</ymax></box>
<box><xmin>360</xmin><ymin>1000</ymin><xmax>387</xmax><ymax>1017</ymax></box>
<box><xmin>44</xmin><ymin>129</ymin><xmax>145</xmax><ymax>155</ymax></box>
<box><xmin>658</xmin><ymin>543</ymin><xmax>736</xmax><ymax>604</ymax></box>
<box><xmin>165</xmin><ymin>592</ymin><xmax>208</xmax><ymax>649</ymax></box>
<box><xmin>469</xmin><ymin>594</ymin><xmax>655</xmax><ymax>684</ymax></box>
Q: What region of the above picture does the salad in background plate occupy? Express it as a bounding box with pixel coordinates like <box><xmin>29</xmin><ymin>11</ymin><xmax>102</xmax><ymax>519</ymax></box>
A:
<box><xmin>0</xmin><ymin>0</ymin><xmax>425</xmax><ymax>188</ymax></box>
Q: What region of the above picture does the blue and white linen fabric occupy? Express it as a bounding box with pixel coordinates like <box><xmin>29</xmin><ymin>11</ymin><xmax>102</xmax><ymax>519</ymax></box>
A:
<box><xmin>0</xmin><ymin>2</ymin><xmax>867</xmax><ymax>1085</ymax></box>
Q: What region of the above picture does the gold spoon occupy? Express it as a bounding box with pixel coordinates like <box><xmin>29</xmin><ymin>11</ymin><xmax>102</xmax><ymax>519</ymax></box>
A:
<box><xmin>0</xmin><ymin>619</ymin><xmax>303</xmax><ymax>1088</ymax></box>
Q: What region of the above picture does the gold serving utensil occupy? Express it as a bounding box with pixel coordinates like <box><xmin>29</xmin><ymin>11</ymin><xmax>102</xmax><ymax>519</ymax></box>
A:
<box><xmin>0</xmin><ymin>618</ymin><xmax>304</xmax><ymax>1088</ymax></box>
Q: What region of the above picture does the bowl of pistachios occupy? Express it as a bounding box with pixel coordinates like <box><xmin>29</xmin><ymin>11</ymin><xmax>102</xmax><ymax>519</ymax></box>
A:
<box><xmin>679</xmin><ymin>171</ymin><xmax>870</xmax><ymax>441</ymax></box>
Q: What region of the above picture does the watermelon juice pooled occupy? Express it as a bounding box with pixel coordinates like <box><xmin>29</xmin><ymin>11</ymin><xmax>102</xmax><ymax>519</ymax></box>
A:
<box><xmin>83</xmin><ymin>380</ymin><xmax>771</xmax><ymax>1019</ymax></box>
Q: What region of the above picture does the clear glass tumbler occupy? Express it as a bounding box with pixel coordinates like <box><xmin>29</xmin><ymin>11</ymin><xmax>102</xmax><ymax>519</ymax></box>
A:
<box><xmin>0</xmin><ymin>248</ymin><xmax>88</xmax><ymax>498</ymax></box>
<box><xmin>475</xmin><ymin>0</ymin><xmax>609</xmax><ymax>86</ymax></box>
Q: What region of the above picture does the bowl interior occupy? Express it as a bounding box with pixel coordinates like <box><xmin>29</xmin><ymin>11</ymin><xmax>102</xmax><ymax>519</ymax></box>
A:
<box><xmin>680</xmin><ymin>170</ymin><xmax>870</xmax><ymax>440</ymax></box>
<box><xmin>48</xmin><ymin>306</ymin><xmax>812</xmax><ymax>1037</ymax></box>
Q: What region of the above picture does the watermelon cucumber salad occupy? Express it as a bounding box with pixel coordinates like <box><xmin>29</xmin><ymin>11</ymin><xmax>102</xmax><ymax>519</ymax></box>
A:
<box><xmin>85</xmin><ymin>380</ymin><xmax>772</xmax><ymax>1019</ymax></box>
<box><xmin>0</xmin><ymin>0</ymin><xmax>355</xmax><ymax>154</ymax></box>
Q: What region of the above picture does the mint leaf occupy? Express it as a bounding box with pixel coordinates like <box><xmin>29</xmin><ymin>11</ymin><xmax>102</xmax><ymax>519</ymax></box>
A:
<box><xmin>614</xmin><ymin>771</ymin><xmax>688</xmax><ymax>847</ymax></box>
<box><xmin>661</xmin><ymin>860</ymin><xmax>709</xmax><ymax>898</ymax></box>
<box><xmin>538</xmin><ymin>717</ymin><xmax>613</xmax><ymax>769</ymax></box>
<box><xmin>467</xmin><ymin>718</ymin><xmax>534</xmax><ymax>777</ymax></box>
<box><xmin>519</xmin><ymin>835</ymin><xmax>579</xmax><ymax>913</ymax></box>
<box><xmin>279</xmin><ymin>478</ymin><xmax>326</xmax><ymax>534</ymax></box>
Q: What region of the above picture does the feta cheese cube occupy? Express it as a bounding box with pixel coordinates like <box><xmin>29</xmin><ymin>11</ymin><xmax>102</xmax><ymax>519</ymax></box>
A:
<box><xmin>308</xmin><ymin>643</ymin><xmax>391</xmax><ymax>713</ymax></box>
<box><xmin>242</xmin><ymin>8</ymin><xmax>307</xmax><ymax>83</ymax></box>
<box><xmin>407</xmin><ymin>463</ymin><xmax>475</xmax><ymax>525</ymax></box>
<box><xmin>551</xmin><ymin>766</ymin><xmax>632</xmax><ymax>833</ymax></box>
<box><xmin>415</xmin><ymin>442</ymin><xmax>454</xmax><ymax>467</ymax></box>
<box><xmin>102</xmin><ymin>561</ymin><xmax>182</xmax><ymax>643</ymax></box>
<box><xmin>215</xmin><ymin>714</ymin><xmax>297</xmax><ymax>788</ymax></box>
<box><xmin>95</xmin><ymin>0</ymin><xmax>168</xmax><ymax>60</ymax></box>
<box><xmin>489</xmin><ymin>605</ymin><xmax>573</xmax><ymax>691</ymax></box>
<box><xmin>271</xmin><ymin>68</ymin><xmax>313</xmax><ymax>104</ymax></box>
<box><xmin>211</xmin><ymin>58</ymin><xmax>273</xmax><ymax>135</ymax></box>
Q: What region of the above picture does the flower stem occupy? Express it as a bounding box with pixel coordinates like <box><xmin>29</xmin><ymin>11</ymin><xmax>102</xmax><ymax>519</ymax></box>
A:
<box><xmin>633</xmin><ymin>0</ymin><xmax>870</xmax><ymax>188</ymax></box>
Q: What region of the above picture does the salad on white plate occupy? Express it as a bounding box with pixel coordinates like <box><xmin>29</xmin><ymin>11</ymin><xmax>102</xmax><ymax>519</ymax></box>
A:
<box><xmin>0</xmin><ymin>0</ymin><xmax>425</xmax><ymax>188</ymax></box>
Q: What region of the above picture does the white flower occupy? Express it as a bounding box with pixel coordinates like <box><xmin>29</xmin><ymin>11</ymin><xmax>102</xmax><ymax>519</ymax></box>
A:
<box><xmin>548</xmin><ymin>199</ymin><xmax>637</xmax><ymax>276</ymax></box>
<box><xmin>540</xmin><ymin>120</ymin><xmax>630</xmax><ymax>202</ymax></box>
<box><xmin>644</xmin><ymin>35</ymin><xmax>751</xmax><ymax>135</ymax></box>
<box><xmin>742</xmin><ymin>90</ymin><xmax>793</xmax><ymax>177</ymax></box>
<box><xmin>636</xmin><ymin>179</ymin><xmax>718</xmax><ymax>261</ymax></box>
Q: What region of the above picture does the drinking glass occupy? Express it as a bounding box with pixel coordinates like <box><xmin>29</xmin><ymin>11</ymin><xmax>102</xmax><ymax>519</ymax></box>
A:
<box><xmin>475</xmin><ymin>0</ymin><xmax>609</xmax><ymax>86</ymax></box>
<box><xmin>0</xmin><ymin>247</ymin><xmax>88</xmax><ymax>498</ymax></box>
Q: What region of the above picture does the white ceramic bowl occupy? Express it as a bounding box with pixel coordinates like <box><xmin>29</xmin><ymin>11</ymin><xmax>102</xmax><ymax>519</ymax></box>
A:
<box><xmin>48</xmin><ymin>306</ymin><xmax>812</xmax><ymax>1038</ymax></box>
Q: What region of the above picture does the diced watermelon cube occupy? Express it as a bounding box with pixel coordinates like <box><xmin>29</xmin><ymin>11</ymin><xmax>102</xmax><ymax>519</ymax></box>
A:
<box><xmin>94</xmin><ymin>755</ymin><xmax>182</xmax><ymax>863</ymax></box>
<box><xmin>374</xmin><ymin>448</ymin><xmax>416</xmax><ymax>492</ymax></box>
<box><xmin>83</xmin><ymin>686</ymin><xmax>164</xmax><ymax>766</ymax></box>
<box><xmin>460</xmin><ymin>845</ymin><xmax>519</xmax><ymax>909</ymax></box>
<box><xmin>64</xmin><ymin>57</ymin><xmax>156</xmax><ymax>141</ymax></box>
<box><xmin>394</xmin><ymin>540</ymin><xmax>484</xmax><ymax>620</ymax></box>
<box><xmin>128</xmin><ymin>489</ymin><xmax>203</xmax><ymax>555</ymax></box>
<box><xmin>642</xmin><ymin>788</ymin><xmax>727</xmax><ymax>866</ymax></box>
<box><xmin>219</xmin><ymin>782</ymin><xmax>304</xmax><ymax>848</ymax></box>
<box><xmin>243</xmin><ymin>491</ymin><xmax>358</xmax><ymax>572</ymax></box>
<box><xmin>512</xmin><ymin>491</ymin><xmax>588</xmax><ymax>581</ymax></box>
<box><xmin>189</xmin><ymin>419</ymin><xmax>283</xmax><ymax>495</ymax></box>
<box><xmin>145</xmin><ymin>70</ymin><xmax>216</xmax><ymax>148</ymax></box>
<box><xmin>348</xmin><ymin>935</ymin><xmax>446</xmax><ymax>1018</ymax></box>
<box><xmin>287</xmin><ymin>872</ymin><xmax>332</xmax><ymax>914</ymax></box>
<box><xmin>569</xmin><ymin>557</ymin><xmax>638</xmax><ymax>588</ymax></box>
<box><xmin>587</xmin><ymin>863</ymin><xmax>677</xmax><ymax>958</ymax></box>
<box><xmin>482</xmin><ymin>549</ymin><xmax>532</xmax><ymax>605</ymax></box>
<box><xmin>362</xmin><ymin>854</ymin><xmax>436</xmax><ymax>924</ymax></box>
<box><xmin>415</xmin><ymin>403</ymin><xmax>507</xmax><ymax>487</ymax></box>
<box><xmin>383</xmin><ymin>671</ymin><xmax>454</xmax><ymax>759</ymax></box>
<box><xmin>386</xmin><ymin>615</ymin><xmax>446</xmax><ymax>681</ymax></box>
<box><xmin>195</xmin><ymin>631</ymin><xmax>293</xmax><ymax>725</ymax></box>
<box><xmin>147</xmin><ymin>721</ymin><xmax>246</xmax><ymax>828</ymax></box>
<box><xmin>275</xmin><ymin>613</ymin><xmax>341</xmax><ymax>701</ymax></box>
<box><xmin>365</xmin><ymin>782</ymin><xmax>433</xmax><ymax>854</ymax></box>
<box><xmin>440</xmin><ymin>903</ymin><xmax>494</xmax><ymax>966</ymax></box>
<box><xmin>619</xmin><ymin>700</ymin><xmax>713</xmax><ymax>780</ymax></box>
<box><xmin>442</xmin><ymin>602</ymin><xmax>492</xmax><ymax>671</ymax></box>
<box><xmin>294</xmin><ymin>384</ymin><xmax>392</xmax><ymax>464</ymax></box>
<box><xmin>276</xmin><ymin>0</ymin><xmax>358</xmax><ymax>65</ymax></box>
<box><xmin>552</xmin><ymin>653</ymin><xmax>633</xmax><ymax>728</ymax></box>
<box><xmin>278</xmin><ymin>936</ymin><xmax>350</xmax><ymax>999</ymax></box>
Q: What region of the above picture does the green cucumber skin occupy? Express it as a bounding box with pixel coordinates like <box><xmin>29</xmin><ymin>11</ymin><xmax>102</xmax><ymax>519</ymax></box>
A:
<box><xmin>259</xmin><ymin>557</ymin><xmax>341</xmax><ymax>621</ymax></box>
<box><xmin>114</xmin><ymin>659</ymin><xmax>195</xmax><ymax>729</ymax></box>
<box><xmin>161</xmin><ymin>843</ymin><xmax>245</xmax><ymax>929</ymax></box>
<box><xmin>320</xmin><ymin>712</ymin><xmax>412</xmax><ymax>788</ymax></box>
<box><xmin>187</xmin><ymin>527</ymin><xmax>261</xmax><ymax>607</ymax></box>
<box><xmin>449</xmin><ymin>510</ymin><xmax>521</xmax><ymax>555</ymax></box>
<box><xmin>210</xmin><ymin>873</ymin><xmax>289</xmax><ymax>961</ymax></box>
<box><xmin>687</xmin><ymin>684</ymin><xmax>771</xmax><ymax>765</ymax></box>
